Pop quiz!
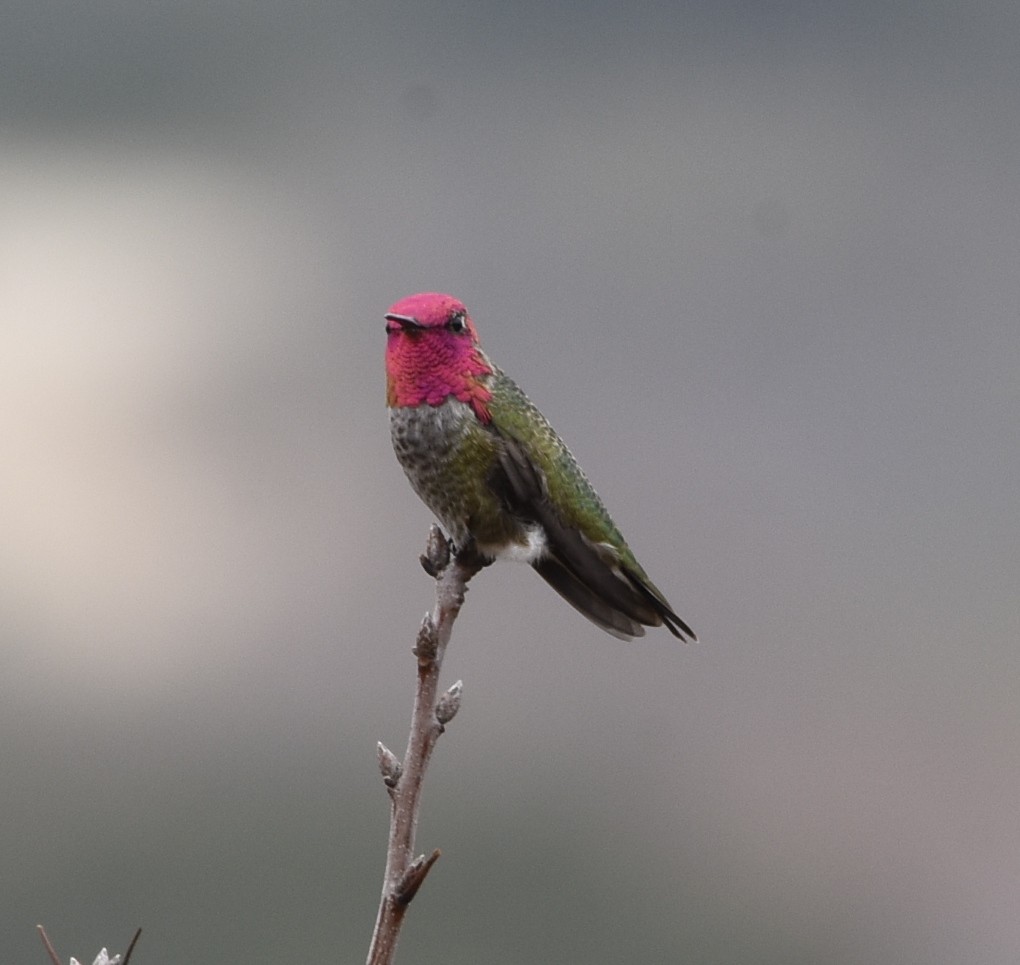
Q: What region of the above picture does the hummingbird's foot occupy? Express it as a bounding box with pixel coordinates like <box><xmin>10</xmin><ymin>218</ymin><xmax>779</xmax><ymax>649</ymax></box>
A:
<box><xmin>452</xmin><ymin>538</ymin><xmax>491</xmax><ymax>577</ymax></box>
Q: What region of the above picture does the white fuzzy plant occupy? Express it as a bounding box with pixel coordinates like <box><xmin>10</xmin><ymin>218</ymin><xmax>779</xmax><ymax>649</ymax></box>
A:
<box><xmin>70</xmin><ymin>952</ymin><xmax>120</xmax><ymax>965</ymax></box>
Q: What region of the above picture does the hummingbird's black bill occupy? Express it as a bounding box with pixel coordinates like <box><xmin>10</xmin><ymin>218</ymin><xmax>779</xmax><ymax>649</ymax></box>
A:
<box><xmin>385</xmin><ymin>312</ymin><xmax>423</xmax><ymax>331</ymax></box>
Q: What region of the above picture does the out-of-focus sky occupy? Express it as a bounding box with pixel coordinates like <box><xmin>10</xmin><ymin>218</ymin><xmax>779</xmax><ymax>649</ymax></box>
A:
<box><xmin>2</xmin><ymin>1</ymin><xmax>1018</xmax><ymax>962</ymax></box>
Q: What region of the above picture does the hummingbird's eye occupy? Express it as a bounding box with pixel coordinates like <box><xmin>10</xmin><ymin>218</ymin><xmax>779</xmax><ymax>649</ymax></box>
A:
<box><xmin>448</xmin><ymin>313</ymin><xmax>467</xmax><ymax>334</ymax></box>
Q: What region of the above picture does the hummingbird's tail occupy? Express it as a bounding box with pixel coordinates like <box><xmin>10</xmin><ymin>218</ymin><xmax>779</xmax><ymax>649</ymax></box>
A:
<box><xmin>623</xmin><ymin>570</ymin><xmax>698</xmax><ymax>641</ymax></box>
<box><xmin>534</xmin><ymin>556</ymin><xmax>646</xmax><ymax>640</ymax></box>
<box><xmin>533</xmin><ymin>554</ymin><xmax>696</xmax><ymax>642</ymax></box>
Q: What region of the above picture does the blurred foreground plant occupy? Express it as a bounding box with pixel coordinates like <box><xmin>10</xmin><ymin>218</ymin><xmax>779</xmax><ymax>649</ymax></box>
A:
<box><xmin>37</xmin><ymin>925</ymin><xmax>141</xmax><ymax>965</ymax></box>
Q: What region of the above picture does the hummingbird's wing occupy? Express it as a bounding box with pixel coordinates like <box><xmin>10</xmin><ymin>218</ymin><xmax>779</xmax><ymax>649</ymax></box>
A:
<box><xmin>490</xmin><ymin>433</ymin><xmax>695</xmax><ymax>641</ymax></box>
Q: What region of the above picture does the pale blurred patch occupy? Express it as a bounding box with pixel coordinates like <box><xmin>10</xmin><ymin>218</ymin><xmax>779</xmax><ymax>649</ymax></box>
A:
<box><xmin>0</xmin><ymin>148</ymin><xmax>352</xmax><ymax>689</ymax></box>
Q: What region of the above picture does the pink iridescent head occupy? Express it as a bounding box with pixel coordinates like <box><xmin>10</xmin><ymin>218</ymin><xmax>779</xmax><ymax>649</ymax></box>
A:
<box><xmin>385</xmin><ymin>292</ymin><xmax>481</xmax><ymax>341</ymax></box>
<box><xmin>384</xmin><ymin>292</ymin><xmax>493</xmax><ymax>421</ymax></box>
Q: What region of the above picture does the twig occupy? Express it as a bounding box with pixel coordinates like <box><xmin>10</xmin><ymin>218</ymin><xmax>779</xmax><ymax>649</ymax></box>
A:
<box><xmin>37</xmin><ymin>925</ymin><xmax>61</xmax><ymax>965</ymax></box>
<box><xmin>365</xmin><ymin>527</ymin><xmax>484</xmax><ymax>965</ymax></box>
<box><xmin>121</xmin><ymin>928</ymin><xmax>143</xmax><ymax>965</ymax></box>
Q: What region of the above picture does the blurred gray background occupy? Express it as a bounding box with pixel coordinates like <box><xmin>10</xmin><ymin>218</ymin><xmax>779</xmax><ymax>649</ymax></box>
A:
<box><xmin>2</xmin><ymin>0</ymin><xmax>1018</xmax><ymax>962</ymax></box>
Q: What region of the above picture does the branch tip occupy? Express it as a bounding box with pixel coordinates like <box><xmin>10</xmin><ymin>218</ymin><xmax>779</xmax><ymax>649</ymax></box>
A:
<box><xmin>420</xmin><ymin>525</ymin><xmax>451</xmax><ymax>577</ymax></box>
<box><xmin>122</xmin><ymin>928</ymin><xmax>143</xmax><ymax>965</ymax></box>
<box><xmin>37</xmin><ymin>926</ymin><xmax>62</xmax><ymax>965</ymax></box>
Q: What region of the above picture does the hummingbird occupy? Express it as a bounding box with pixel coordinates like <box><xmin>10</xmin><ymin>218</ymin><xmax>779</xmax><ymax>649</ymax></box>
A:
<box><xmin>385</xmin><ymin>292</ymin><xmax>696</xmax><ymax>641</ymax></box>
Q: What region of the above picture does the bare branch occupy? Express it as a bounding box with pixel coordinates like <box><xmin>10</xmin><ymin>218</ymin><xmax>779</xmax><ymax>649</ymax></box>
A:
<box><xmin>365</xmin><ymin>527</ymin><xmax>483</xmax><ymax>965</ymax></box>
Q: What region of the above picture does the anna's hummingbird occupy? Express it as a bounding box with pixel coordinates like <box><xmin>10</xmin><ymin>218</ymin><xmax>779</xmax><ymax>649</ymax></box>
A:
<box><xmin>385</xmin><ymin>292</ymin><xmax>696</xmax><ymax>641</ymax></box>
